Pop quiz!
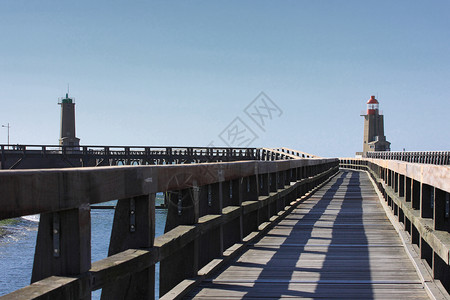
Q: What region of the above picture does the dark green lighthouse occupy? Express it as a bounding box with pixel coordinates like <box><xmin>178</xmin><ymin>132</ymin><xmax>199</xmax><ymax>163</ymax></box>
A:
<box><xmin>58</xmin><ymin>93</ymin><xmax>80</xmax><ymax>147</ymax></box>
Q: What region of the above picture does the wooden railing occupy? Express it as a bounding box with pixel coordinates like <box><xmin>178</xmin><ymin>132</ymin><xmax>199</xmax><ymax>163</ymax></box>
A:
<box><xmin>0</xmin><ymin>144</ymin><xmax>324</xmax><ymax>170</ymax></box>
<box><xmin>340</xmin><ymin>158</ymin><xmax>450</xmax><ymax>294</ymax></box>
<box><xmin>0</xmin><ymin>158</ymin><xmax>339</xmax><ymax>299</ymax></box>
<box><xmin>276</xmin><ymin>147</ymin><xmax>320</xmax><ymax>158</ymax></box>
<box><xmin>259</xmin><ymin>147</ymin><xmax>319</xmax><ymax>161</ymax></box>
<box><xmin>365</xmin><ymin>151</ymin><xmax>450</xmax><ymax>165</ymax></box>
<box><xmin>0</xmin><ymin>145</ymin><xmax>261</xmax><ymax>169</ymax></box>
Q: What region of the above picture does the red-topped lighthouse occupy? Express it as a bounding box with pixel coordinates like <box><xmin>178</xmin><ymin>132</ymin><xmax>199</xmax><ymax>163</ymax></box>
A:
<box><xmin>367</xmin><ymin>95</ymin><xmax>379</xmax><ymax>115</ymax></box>
<box><xmin>361</xmin><ymin>95</ymin><xmax>390</xmax><ymax>154</ymax></box>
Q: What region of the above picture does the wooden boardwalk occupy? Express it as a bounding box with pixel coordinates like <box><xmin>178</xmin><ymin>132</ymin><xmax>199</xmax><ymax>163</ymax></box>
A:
<box><xmin>186</xmin><ymin>170</ymin><xmax>430</xmax><ymax>299</ymax></box>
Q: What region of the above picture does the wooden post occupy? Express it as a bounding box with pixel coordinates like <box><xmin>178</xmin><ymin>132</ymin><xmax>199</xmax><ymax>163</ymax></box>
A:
<box><xmin>398</xmin><ymin>207</ymin><xmax>405</xmax><ymax>225</ymax></box>
<box><xmin>259</xmin><ymin>174</ymin><xmax>269</xmax><ymax>196</ymax></box>
<box><xmin>289</xmin><ymin>168</ymin><xmax>297</xmax><ymax>184</ymax></box>
<box><xmin>274</xmin><ymin>171</ymin><xmax>284</xmax><ymax>214</ymax></box>
<box><xmin>237</xmin><ymin>177</ymin><xmax>244</xmax><ymax>241</ymax></box>
<box><xmin>199</xmin><ymin>183</ymin><xmax>218</xmax><ymax>218</ymax></box>
<box><xmin>297</xmin><ymin>167</ymin><xmax>303</xmax><ymax>181</ymax></box>
<box><xmin>222</xmin><ymin>179</ymin><xmax>232</xmax><ymax>208</ymax></box>
<box><xmin>165</xmin><ymin>188</ymin><xmax>199</xmax><ymax>232</ymax></box>
<box><xmin>405</xmin><ymin>217</ymin><xmax>412</xmax><ymax>235</ymax></box>
<box><xmin>198</xmin><ymin>177</ymin><xmax>224</xmax><ymax>269</ymax></box>
<box><xmin>161</xmin><ymin>187</ymin><xmax>199</xmax><ymax>297</ymax></box>
<box><xmin>420</xmin><ymin>238</ymin><xmax>433</xmax><ymax>268</ymax></box>
<box><xmin>404</xmin><ymin>177</ymin><xmax>411</xmax><ymax>203</ymax></box>
<box><xmin>434</xmin><ymin>188</ymin><xmax>449</xmax><ymax>232</ymax></box>
<box><xmin>296</xmin><ymin>167</ymin><xmax>304</xmax><ymax>199</ymax></box>
<box><xmin>405</xmin><ymin>177</ymin><xmax>411</xmax><ymax>202</ymax></box>
<box><xmin>242</xmin><ymin>176</ymin><xmax>259</xmax><ymax>238</ymax></box>
<box><xmin>101</xmin><ymin>194</ymin><xmax>155</xmax><ymax>300</ymax></box>
<box><xmin>223</xmin><ymin>179</ymin><xmax>242</xmax><ymax>251</ymax></box>
<box><xmin>412</xmin><ymin>180</ymin><xmax>421</xmax><ymax>209</ymax></box>
<box><xmin>399</xmin><ymin>174</ymin><xmax>405</xmax><ymax>197</ymax></box>
<box><xmin>32</xmin><ymin>205</ymin><xmax>91</xmax><ymax>300</ymax></box>
<box><xmin>269</xmin><ymin>173</ymin><xmax>277</xmax><ymax>193</ymax></box>
<box><xmin>420</xmin><ymin>183</ymin><xmax>433</xmax><ymax>219</ymax></box>
<box><xmin>394</xmin><ymin>172</ymin><xmax>399</xmax><ymax>193</ymax></box>
<box><xmin>411</xmin><ymin>224</ymin><xmax>420</xmax><ymax>246</ymax></box>
<box><xmin>433</xmin><ymin>252</ymin><xmax>450</xmax><ymax>293</ymax></box>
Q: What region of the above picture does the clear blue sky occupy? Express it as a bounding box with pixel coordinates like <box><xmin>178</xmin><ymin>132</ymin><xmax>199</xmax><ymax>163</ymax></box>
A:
<box><xmin>1</xmin><ymin>1</ymin><xmax>449</xmax><ymax>157</ymax></box>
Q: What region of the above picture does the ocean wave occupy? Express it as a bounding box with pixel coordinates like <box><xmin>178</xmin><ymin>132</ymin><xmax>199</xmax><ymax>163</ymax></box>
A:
<box><xmin>21</xmin><ymin>215</ymin><xmax>40</xmax><ymax>223</ymax></box>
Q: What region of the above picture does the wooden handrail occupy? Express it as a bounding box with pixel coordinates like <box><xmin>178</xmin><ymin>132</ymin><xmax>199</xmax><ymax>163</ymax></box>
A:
<box><xmin>365</xmin><ymin>151</ymin><xmax>450</xmax><ymax>165</ymax></box>
<box><xmin>0</xmin><ymin>158</ymin><xmax>339</xmax><ymax>299</ymax></box>
<box><xmin>340</xmin><ymin>158</ymin><xmax>450</xmax><ymax>294</ymax></box>
<box><xmin>339</xmin><ymin>158</ymin><xmax>450</xmax><ymax>193</ymax></box>
<box><xmin>277</xmin><ymin>147</ymin><xmax>320</xmax><ymax>158</ymax></box>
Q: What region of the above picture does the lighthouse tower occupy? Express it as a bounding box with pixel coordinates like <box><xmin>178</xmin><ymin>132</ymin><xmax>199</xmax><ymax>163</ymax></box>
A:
<box><xmin>361</xmin><ymin>96</ymin><xmax>390</xmax><ymax>154</ymax></box>
<box><xmin>58</xmin><ymin>93</ymin><xmax>80</xmax><ymax>147</ymax></box>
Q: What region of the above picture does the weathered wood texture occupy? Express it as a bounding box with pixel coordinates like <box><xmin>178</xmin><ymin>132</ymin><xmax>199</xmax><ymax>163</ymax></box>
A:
<box><xmin>0</xmin><ymin>159</ymin><xmax>337</xmax><ymax>220</ymax></box>
<box><xmin>186</xmin><ymin>171</ymin><xmax>431</xmax><ymax>299</ymax></box>
<box><xmin>159</xmin><ymin>163</ymin><xmax>338</xmax><ymax>296</ymax></box>
<box><xmin>0</xmin><ymin>145</ymin><xmax>261</xmax><ymax>170</ymax></box>
<box><xmin>0</xmin><ymin>157</ymin><xmax>338</xmax><ymax>299</ymax></box>
<box><xmin>341</xmin><ymin>158</ymin><xmax>450</xmax><ymax>295</ymax></box>
<box><xmin>31</xmin><ymin>206</ymin><xmax>91</xmax><ymax>300</ymax></box>
<box><xmin>365</xmin><ymin>151</ymin><xmax>450</xmax><ymax>165</ymax></box>
<box><xmin>101</xmin><ymin>194</ymin><xmax>156</xmax><ymax>300</ymax></box>
<box><xmin>340</xmin><ymin>158</ymin><xmax>450</xmax><ymax>193</ymax></box>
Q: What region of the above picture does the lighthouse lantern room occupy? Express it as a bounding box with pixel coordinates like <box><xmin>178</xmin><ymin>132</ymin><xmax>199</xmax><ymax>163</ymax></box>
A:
<box><xmin>367</xmin><ymin>96</ymin><xmax>379</xmax><ymax>115</ymax></box>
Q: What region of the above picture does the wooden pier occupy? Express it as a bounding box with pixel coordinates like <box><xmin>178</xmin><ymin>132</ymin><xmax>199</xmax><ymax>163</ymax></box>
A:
<box><xmin>1</xmin><ymin>152</ymin><xmax>450</xmax><ymax>299</ymax></box>
<box><xmin>185</xmin><ymin>171</ymin><xmax>432</xmax><ymax>299</ymax></box>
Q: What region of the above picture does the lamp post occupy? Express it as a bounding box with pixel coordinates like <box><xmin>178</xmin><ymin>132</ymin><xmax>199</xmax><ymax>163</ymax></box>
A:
<box><xmin>2</xmin><ymin>123</ymin><xmax>10</xmax><ymax>146</ymax></box>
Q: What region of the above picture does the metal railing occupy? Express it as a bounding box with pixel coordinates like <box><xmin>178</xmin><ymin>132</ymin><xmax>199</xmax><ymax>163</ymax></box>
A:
<box><xmin>365</xmin><ymin>151</ymin><xmax>450</xmax><ymax>165</ymax></box>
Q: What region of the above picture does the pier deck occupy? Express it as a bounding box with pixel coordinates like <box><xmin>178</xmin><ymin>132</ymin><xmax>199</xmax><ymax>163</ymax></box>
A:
<box><xmin>186</xmin><ymin>171</ymin><xmax>430</xmax><ymax>299</ymax></box>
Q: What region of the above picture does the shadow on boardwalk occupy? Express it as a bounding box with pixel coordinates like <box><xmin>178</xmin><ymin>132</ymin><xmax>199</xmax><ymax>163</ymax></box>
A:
<box><xmin>187</xmin><ymin>171</ymin><xmax>429</xmax><ymax>299</ymax></box>
<box><xmin>186</xmin><ymin>171</ymin><xmax>375</xmax><ymax>299</ymax></box>
<box><xmin>242</xmin><ymin>171</ymin><xmax>373</xmax><ymax>299</ymax></box>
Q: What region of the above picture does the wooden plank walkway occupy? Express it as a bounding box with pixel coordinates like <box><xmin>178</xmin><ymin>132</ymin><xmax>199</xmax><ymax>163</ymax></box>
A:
<box><xmin>186</xmin><ymin>170</ymin><xmax>430</xmax><ymax>299</ymax></box>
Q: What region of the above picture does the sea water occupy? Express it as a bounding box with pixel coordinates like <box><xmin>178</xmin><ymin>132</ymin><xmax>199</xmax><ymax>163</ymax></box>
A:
<box><xmin>0</xmin><ymin>198</ymin><xmax>167</xmax><ymax>299</ymax></box>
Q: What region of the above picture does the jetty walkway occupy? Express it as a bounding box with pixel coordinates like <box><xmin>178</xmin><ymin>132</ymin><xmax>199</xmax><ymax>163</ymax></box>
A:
<box><xmin>1</xmin><ymin>152</ymin><xmax>449</xmax><ymax>299</ymax></box>
<box><xmin>185</xmin><ymin>171</ymin><xmax>431</xmax><ymax>299</ymax></box>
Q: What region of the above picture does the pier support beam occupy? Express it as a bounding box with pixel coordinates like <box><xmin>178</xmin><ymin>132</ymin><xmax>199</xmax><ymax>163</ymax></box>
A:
<box><xmin>31</xmin><ymin>206</ymin><xmax>91</xmax><ymax>300</ymax></box>
<box><xmin>101</xmin><ymin>194</ymin><xmax>155</xmax><ymax>300</ymax></box>
<box><xmin>160</xmin><ymin>188</ymin><xmax>199</xmax><ymax>296</ymax></box>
